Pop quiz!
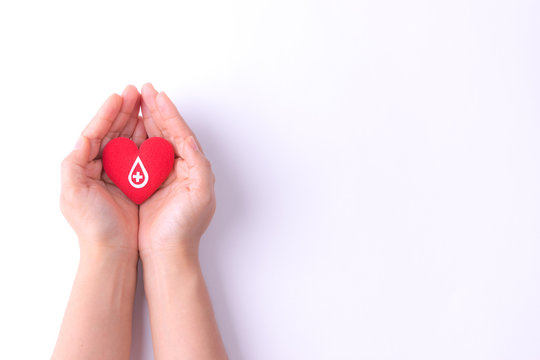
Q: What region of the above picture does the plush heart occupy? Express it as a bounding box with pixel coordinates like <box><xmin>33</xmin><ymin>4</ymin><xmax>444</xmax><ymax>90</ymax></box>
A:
<box><xmin>102</xmin><ymin>137</ymin><xmax>174</xmax><ymax>204</ymax></box>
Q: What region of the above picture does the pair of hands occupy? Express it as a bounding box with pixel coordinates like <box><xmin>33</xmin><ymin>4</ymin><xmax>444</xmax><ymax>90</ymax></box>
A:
<box><xmin>60</xmin><ymin>84</ymin><xmax>215</xmax><ymax>262</ymax></box>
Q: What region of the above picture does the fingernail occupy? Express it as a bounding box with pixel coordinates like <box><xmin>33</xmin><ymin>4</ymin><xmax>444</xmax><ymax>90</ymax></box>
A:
<box><xmin>188</xmin><ymin>136</ymin><xmax>199</xmax><ymax>152</ymax></box>
<box><xmin>74</xmin><ymin>136</ymin><xmax>84</xmax><ymax>150</ymax></box>
<box><xmin>121</xmin><ymin>86</ymin><xmax>132</xmax><ymax>96</ymax></box>
<box><xmin>157</xmin><ymin>91</ymin><xmax>170</xmax><ymax>108</ymax></box>
<box><xmin>156</xmin><ymin>92</ymin><xmax>165</xmax><ymax>109</ymax></box>
<box><xmin>144</xmin><ymin>83</ymin><xmax>156</xmax><ymax>93</ymax></box>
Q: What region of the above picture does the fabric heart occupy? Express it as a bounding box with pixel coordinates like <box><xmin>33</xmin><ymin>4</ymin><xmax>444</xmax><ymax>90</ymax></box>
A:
<box><xmin>102</xmin><ymin>137</ymin><xmax>174</xmax><ymax>204</ymax></box>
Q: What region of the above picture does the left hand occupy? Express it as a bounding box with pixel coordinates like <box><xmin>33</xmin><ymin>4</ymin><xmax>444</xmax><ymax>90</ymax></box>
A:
<box><xmin>138</xmin><ymin>83</ymin><xmax>216</xmax><ymax>262</ymax></box>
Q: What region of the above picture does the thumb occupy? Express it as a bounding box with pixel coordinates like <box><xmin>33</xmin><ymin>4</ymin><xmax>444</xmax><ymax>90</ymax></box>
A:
<box><xmin>61</xmin><ymin>136</ymin><xmax>91</xmax><ymax>189</ymax></box>
<box><xmin>179</xmin><ymin>136</ymin><xmax>203</xmax><ymax>168</ymax></box>
<box><xmin>179</xmin><ymin>136</ymin><xmax>214</xmax><ymax>188</ymax></box>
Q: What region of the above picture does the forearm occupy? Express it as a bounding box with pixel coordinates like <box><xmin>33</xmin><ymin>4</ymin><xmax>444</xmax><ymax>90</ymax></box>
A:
<box><xmin>52</xmin><ymin>246</ymin><xmax>138</xmax><ymax>360</ymax></box>
<box><xmin>142</xmin><ymin>249</ymin><xmax>227</xmax><ymax>360</ymax></box>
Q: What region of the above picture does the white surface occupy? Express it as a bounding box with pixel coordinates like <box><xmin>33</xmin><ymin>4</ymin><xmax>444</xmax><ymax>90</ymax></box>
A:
<box><xmin>1</xmin><ymin>0</ymin><xmax>539</xmax><ymax>359</ymax></box>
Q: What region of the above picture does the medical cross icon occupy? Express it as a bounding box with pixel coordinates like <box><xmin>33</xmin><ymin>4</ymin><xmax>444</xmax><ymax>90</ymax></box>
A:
<box><xmin>132</xmin><ymin>171</ymin><xmax>143</xmax><ymax>183</ymax></box>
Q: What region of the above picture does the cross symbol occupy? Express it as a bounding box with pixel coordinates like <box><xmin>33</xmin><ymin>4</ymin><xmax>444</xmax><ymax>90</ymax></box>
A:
<box><xmin>132</xmin><ymin>171</ymin><xmax>143</xmax><ymax>183</ymax></box>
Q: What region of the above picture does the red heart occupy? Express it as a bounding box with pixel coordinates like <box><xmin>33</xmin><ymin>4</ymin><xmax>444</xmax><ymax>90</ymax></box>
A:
<box><xmin>102</xmin><ymin>137</ymin><xmax>174</xmax><ymax>204</ymax></box>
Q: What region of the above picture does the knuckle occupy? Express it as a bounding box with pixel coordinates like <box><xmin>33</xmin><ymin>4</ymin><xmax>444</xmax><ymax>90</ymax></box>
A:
<box><xmin>59</xmin><ymin>192</ymin><xmax>71</xmax><ymax>215</ymax></box>
<box><xmin>202</xmin><ymin>157</ymin><xmax>212</xmax><ymax>169</ymax></box>
<box><xmin>60</xmin><ymin>156</ymin><xmax>71</xmax><ymax>173</ymax></box>
<box><xmin>60</xmin><ymin>185</ymin><xmax>84</xmax><ymax>213</ymax></box>
<box><xmin>59</xmin><ymin>194</ymin><xmax>68</xmax><ymax>215</ymax></box>
<box><xmin>200</xmin><ymin>188</ymin><xmax>215</xmax><ymax>206</ymax></box>
<box><xmin>202</xmin><ymin>159</ymin><xmax>215</xmax><ymax>180</ymax></box>
<box><xmin>60</xmin><ymin>186</ymin><xmax>75</xmax><ymax>203</ymax></box>
<box><xmin>61</xmin><ymin>156</ymin><xmax>70</xmax><ymax>168</ymax></box>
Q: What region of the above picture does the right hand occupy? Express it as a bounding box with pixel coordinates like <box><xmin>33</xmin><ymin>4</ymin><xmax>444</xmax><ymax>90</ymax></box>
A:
<box><xmin>60</xmin><ymin>85</ymin><xmax>146</xmax><ymax>254</ymax></box>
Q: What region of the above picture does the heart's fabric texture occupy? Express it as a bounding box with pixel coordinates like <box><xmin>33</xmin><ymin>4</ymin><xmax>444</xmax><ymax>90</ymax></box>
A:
<box><xmin>102</xmin><ymin>137</ymin><xmax>174</xmax><ymax>204</ymax></box>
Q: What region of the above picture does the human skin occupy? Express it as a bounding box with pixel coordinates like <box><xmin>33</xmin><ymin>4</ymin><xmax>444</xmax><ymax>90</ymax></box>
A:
<box><xmin>138</xmin><ymin>83</ymin><xmax>227</xmax><ymax>359</ymax></box>
<box><xmin>52</xmin><ymin>84</ymin><xmax>227</xmax><ymax>360</ymax></box>
<box><xmin>52</xmin><ymin>85</ymin><xmax>146</xmax><ymax>360</ymax></box>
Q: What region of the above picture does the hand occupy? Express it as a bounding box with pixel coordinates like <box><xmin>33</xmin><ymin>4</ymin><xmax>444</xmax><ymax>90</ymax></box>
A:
<box><xmin>138</xmin><ymin>83</ymin><xmax>216</xmax><ymax>261</ymax></box>
<box><xmin>60</xmin><ymin>85</ymin><xmax>147</xmax><ymax>254</ymax></box>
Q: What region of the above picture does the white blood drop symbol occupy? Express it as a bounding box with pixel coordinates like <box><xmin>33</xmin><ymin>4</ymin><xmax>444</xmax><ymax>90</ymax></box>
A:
<box><xmin>128</xmin><ymin>156</ymin><xmax>149</xmax><ymax>188</ymax></box>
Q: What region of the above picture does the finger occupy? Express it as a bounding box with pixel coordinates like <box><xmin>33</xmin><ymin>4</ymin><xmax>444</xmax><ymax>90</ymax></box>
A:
<box><xmin>119</xmin><ymin>114</ymin><xmax>138</xmax><ymax>138</ymax></box>
<box><xmin>100</xmin><ymin>85</ymin><xmax>140</xmax><ymax>153</ymax></box>
<box><xmin>86</xmin><ymin>159</ymin><xmax>103</xmax><ymax>181</ymax></box>
<box><xmin>101</xmin><ymin>170</ymin><xmax>115</xmax><ymax>185</ymax></box>
<box><xmin>180</xmin><ymin>136</ymin><xmax>214</xmax><ymax>191</ymax></box>
<box><xmin>82</xmin><ymin>93</ymin><xmax>123</xmax><ymax>161</ymax></box>
<box><xmin>61</xmin><ymin>136</ymin><xmax>91</xmax><ymax>190</ymax></box>
<box><xmin>154</xmin><ymin>89</ymin><xmax>204</xmax><ymax>154</ymax></box>
<box><xmin>119</xmin><ymin>87</ymin><xmax>142</xmax><ymax>138</ymax></box>
<box><xmin>141</xmin><ymin>84</ymin><xmax>163</xmax><ymax>138</ymax></box>
<box><xmin>132</xmin><ymin>116</ymin><xmax>148</xmax><ymax>147</ymax></box>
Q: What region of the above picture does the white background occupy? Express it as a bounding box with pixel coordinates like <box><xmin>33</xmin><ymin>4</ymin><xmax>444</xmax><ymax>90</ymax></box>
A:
<box><xmin>0</xmin><ymin>0</ymin><xmax>539</xmax><ymax>359</ymax></box>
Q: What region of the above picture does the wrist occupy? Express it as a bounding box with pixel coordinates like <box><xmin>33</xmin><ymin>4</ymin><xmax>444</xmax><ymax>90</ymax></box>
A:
<box><xmin>140</xmin><ymin>245</ymin><xmax>200</xmax><ymax>275</ymax></box>
<box><xmin>76</xmin><ymin>247</ymin><xmax>138</xmax><ymax>306</ymax></box>
<box><xmin>79</xmin><ymin>241</ymin><xmax>139</xmax><ymax>269</ymax></box>
<box><xmin>139</xmin><ymin>238</ymin><xmax>200</xmax><ymax>265</ymax></box>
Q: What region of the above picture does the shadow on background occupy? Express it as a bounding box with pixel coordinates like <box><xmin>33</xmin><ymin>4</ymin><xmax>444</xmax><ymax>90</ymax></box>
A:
<box><xmin>129</xmin><ymin>107</ymin><xmax>245</xmax><ymax>359</ymax></box>
<box><xmin>197</xmin><ymin>117</ymin><xmax>245</xmax><ymax>360</ymax></box>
